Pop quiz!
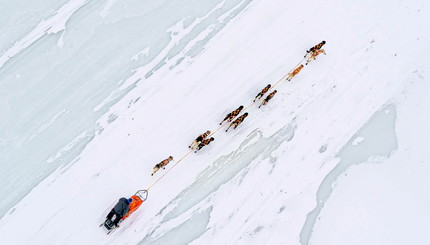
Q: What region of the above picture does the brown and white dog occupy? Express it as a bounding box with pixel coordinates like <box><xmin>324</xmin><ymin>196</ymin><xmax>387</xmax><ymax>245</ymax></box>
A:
<box><xmin>189</xmin><ymin>130</ymin><xmax>211</xmax><ymax>149</ymax></box>
<box><xmin>306</xmin><ymin>49</ymin><xmax>326</xmax><ymax>65</ymax></box>
<box><xmin>151</xmin><ymin>156</ymin><xmax>174</xmax><ymax>176</ymax></box>
<box><xmin>286</xmin><ymin>64</ymin><xmax>304</xmax><ymax>81</ymax></box>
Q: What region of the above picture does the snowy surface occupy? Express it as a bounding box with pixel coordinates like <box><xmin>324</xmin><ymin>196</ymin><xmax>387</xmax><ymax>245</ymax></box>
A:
<box><xmin>0</xmin><ymin>0</ymin><xmax>429</xmax><ymax>244</ymax></box>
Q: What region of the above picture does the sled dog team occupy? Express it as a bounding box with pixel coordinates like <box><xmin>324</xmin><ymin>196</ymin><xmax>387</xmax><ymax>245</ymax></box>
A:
<box><xmin>105</xmin><ymin>42</ymin><xmax>327</xmax><ymax>229</ymax></box>
<box><xmin>151</xmin><ymin>41</ymin><xmax>326</xmax><ymax>175</ymax></box>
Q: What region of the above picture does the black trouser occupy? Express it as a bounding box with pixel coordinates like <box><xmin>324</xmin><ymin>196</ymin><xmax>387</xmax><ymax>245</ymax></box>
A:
<box><xmin>107</xmin><ymin>209</ymin><xmax>122</xmax><ymax>225</ymax></box>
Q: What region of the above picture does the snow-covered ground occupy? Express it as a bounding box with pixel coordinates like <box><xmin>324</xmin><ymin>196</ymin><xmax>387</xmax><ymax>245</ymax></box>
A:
<box><xmin>0</xmin><ymin>0</ymin><xmax>429</xmax><ymax>244</ymax></box>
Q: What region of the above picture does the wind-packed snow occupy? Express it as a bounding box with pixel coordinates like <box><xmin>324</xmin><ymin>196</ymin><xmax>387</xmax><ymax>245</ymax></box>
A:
<box><xmin>0</xmin><ymin>0</ymin><xmax>429</xmax><ymax>244</ymax></box>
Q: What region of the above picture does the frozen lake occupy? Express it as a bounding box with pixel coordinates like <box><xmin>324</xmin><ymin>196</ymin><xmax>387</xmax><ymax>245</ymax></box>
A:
<box><xmin>0</xmin><ymin>0</ymin><xmax>429</xmax><ymax>244</ymax></box>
